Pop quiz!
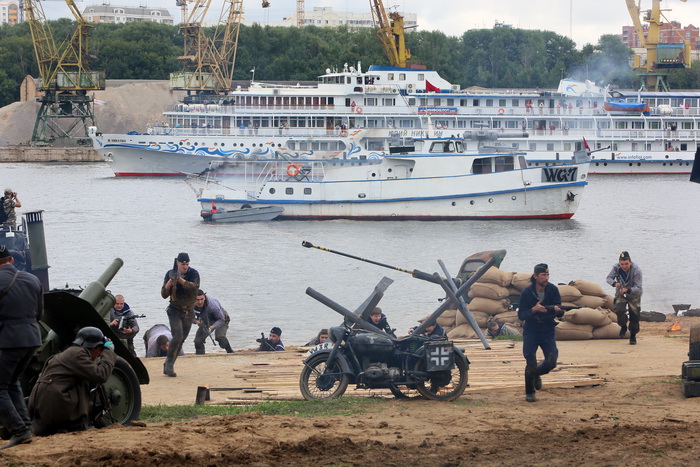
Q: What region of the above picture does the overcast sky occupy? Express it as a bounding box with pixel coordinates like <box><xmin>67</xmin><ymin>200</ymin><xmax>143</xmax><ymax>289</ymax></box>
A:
<box><xmin>43</xmin><ymin>0</ymin><xmax>700</xmax><ymax>48</ymax></box>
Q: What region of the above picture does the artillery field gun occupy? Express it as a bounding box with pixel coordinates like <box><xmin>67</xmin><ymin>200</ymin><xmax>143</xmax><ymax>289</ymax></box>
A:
<box><xmin>1</xmin><ymin>211</ymin><xmax>148</xmax><ymax>429</ymax></box>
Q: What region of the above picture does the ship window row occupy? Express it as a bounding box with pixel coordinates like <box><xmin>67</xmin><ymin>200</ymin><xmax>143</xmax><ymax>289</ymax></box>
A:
<box><xmin>472</xmin><ymin>156</ymin><xmax>515</xmax><ymax>174</ymax></box>
<box><xmin>287</xmin><ymin>141</ymin><xmax>347</xmax><ymax>151</ymax></box>
<box><xmin>236</xmin><ymin>96</ymin><xmax>335</xmax><ymax>108</ymax></box>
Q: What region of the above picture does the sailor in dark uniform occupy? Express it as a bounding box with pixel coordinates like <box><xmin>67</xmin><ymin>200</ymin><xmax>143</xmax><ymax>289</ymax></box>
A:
<box><xmin>517</xmin><ymin>263</ymin><xmax>562</xmax><ymax>403</ymax></box>
<box><xmin>0</xmin><ymin>245</ymin><xmax>43</xmax><ymax>449</ymax></box>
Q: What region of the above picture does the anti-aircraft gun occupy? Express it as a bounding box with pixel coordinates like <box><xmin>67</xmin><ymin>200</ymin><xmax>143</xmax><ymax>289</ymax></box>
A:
<box><xmin>462</xmin><ymin>128</ymin><xmax>530</xmax><ymax>153</ymax></box>
<box><xmin>1</xmin><ymin>211</ymin><xmax>148</xmax><ymax>426</ymax></box>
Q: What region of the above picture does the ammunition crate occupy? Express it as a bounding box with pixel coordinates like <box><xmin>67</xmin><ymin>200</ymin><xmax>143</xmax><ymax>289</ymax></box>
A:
<box><xmin>682</xmin><ymin>379</ymin><xmax>700</xmax><ymax>398</ymax></box>
<box><xmin>681</xmin><ymin>361</ymin><xmax>700</xmax><ymax>381</ymax></box>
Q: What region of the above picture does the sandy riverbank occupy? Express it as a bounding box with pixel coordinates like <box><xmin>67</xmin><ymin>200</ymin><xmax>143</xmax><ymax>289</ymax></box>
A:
<box><xmin>1</xmin><ymin>318</ymin><xmax>699</xmax><ymax>466</ymax></box>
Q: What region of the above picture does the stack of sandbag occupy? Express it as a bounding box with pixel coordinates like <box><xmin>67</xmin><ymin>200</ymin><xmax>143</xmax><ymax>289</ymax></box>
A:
<box><xmin>563</xmin><ymin>280</ymin><xmax>624</xmax><ymax>339</ymax></box>
<box><xmin>449</xmin><ymin>266</ymin><xmax>521</xmax><ymax>339</ymax></box>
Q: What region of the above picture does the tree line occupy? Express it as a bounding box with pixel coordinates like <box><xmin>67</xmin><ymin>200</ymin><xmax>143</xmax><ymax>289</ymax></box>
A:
<box><xmin>1</xmin><ymin>20</ymin><xmax>699</xmax><ymax>108</ymax></box>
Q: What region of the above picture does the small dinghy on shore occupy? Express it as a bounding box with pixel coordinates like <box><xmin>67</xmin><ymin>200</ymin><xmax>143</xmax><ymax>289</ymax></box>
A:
<box><xmin>200</xmin><ymin>204</ymin><xmax>284</xmax><ymax>222</ymax></box>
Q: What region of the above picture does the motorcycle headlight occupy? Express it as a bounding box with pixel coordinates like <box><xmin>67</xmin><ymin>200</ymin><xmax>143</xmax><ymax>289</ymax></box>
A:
<box><xmin>329</xmin><ymin>326</ymin><xmax>345</xmax><ymax>343</ymax></box>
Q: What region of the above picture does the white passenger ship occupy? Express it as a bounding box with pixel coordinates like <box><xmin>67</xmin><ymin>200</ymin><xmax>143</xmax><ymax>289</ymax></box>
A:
<box><xmin>89</xmin><ymin>62</ymin><xmax>697</xmax><ymax>176</ymax></box>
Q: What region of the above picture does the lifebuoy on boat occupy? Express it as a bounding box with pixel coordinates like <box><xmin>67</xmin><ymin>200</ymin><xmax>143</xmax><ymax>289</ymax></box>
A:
<box><xmin>286</xmin><ymin>164</ymin><xmax>301</xmax><ymax>178</ymax></box>
<box><xmin>340</xmin><ymin>129</ymin><xmax>347</xmax><ymax>136</ymax></box>
<box><xmin>498</xmin><ymin>108</ymin><xmax>505</xmax><ymax>115</ymax></box>
<box><xmin>355</xmin><ymin>106</ymin><xmax>363</xmax><ymax>114</ymax></box>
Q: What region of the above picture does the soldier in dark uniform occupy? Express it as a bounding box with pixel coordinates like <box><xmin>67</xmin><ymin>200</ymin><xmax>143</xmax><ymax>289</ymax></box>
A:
<box><xmin>29</xmin><ymin>327</ymin><xmax>116</xmax><ymax>436</ymax></box>
<box><xmin>160</xmin><ymin>252</ymin><xmax>200</xmax><ymax>377</ymax></box>
<box><xmin>365</xmin><ymin>307</ymin><xmax>396</xmax><ymax>338</ymax></box>
<box><xmin>108</xmin><ymin>294</ymin><xmax>140</xmax><ymax>357</ymax></box>
<box><xmin>0</xmin><ymin>245</ymin><xmax>43</xmax><ymax>449</ymax></box>
<box><xmin>517</xmin><ymin>263</ymin><xmax>562</xmax><ymax>403</ymax></box>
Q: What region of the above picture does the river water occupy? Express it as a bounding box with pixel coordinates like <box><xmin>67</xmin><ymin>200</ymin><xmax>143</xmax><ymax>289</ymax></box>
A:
<box><xmin>3</xmin><ymin>162</ymin><xmax>700</xmax><ymax>353</ymax></box>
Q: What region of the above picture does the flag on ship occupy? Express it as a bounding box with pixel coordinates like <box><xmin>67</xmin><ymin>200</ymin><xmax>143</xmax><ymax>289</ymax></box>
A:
<box><xmin>426</xmin><ymin>80</ymin><xmax>440</xmax><ymax>92</ymax></box>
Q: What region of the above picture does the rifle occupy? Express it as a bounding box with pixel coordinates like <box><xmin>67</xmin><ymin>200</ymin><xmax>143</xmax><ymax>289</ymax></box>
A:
<box><xmin>256</xmin><ymin>332</ymin><xmax>276</xmax><ymax>351</ymax></box>
<box><xmin>194</xmin><ymin>310</ymin><xmax>216</xmax><ymax>345</ymax></box>
<box><xmin>615</xmin><ymin>273</ymin><xmax>629</xmax><ymax>299</ymax></box>
<box><xmin>544</xmin><ymin>305</ymin><xmax>581</xmax><ymax>318</ymax></box>
<box><xmin>117</xmin><ymin>313</ymin><xmax>146</xmax><ymax>331</ymax></box>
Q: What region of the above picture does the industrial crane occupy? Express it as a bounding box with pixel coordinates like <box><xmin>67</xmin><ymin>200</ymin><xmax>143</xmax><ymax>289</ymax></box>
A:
<box><xmin>624</xmin><ymin>0</ymin><xmax>691</xmax><ymax>91</ymax></box>
<box><xmin>171</xmin><ymin>0</ymin><xmax>258</xmax><ymax>102</ymax></box>
<box><xmin>369</xmin><ymin>0</ymin><xmax>411</xmax><ymax>68</ymax></box>
<box><xmin>24</xmin><ymin>0</ymin><xmax>104</xmax><ymax>145</ymax></box>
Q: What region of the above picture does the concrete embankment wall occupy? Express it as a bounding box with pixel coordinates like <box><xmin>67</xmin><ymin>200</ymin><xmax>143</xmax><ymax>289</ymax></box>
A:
<box><xmin>0</xmin><ymin>147</ymin><xmax>103</xmax><ymax>162</ymax></box>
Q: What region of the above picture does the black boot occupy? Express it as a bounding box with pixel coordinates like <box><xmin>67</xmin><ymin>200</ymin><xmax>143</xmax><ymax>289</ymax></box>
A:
<box><xmin>0</xmin><ymin>430</ymin><xmax>32</xmax><ymax>450</ymax></box>
<box><xmin>524</xmin><ymin>374</ymin><xmax>537</xmax><ymax>402</ymax></box>
<box><xmin>619</xmin><ymin>323</ymin><xmax>627</xmax><ymax>338</ymax></box>
<box><xmin>629</xmin><ymin>333</ymin><xmax>637</xmax><ymax>345</ymax></box>
<box><xmin>163</xmin><ymin>359</ymin><xmax>176</xmax><ymax>377</ymax></box>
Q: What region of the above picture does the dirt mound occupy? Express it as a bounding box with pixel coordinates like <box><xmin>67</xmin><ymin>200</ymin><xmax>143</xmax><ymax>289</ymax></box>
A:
<box><xmin>0</xmin><ymin>81</ymin><xmax>184</xmax><ymax>145</ymax></box>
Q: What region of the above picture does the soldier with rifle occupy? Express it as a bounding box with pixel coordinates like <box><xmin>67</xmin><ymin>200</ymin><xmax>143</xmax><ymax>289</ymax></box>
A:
<box><xmin>256</xmin><ymin>327</ymin><xmax>284</xmax><ymax>351</ymax></box>
<box><xmin>108</xmin><ymin>294</ymin><xmax>142</xmax><ymax>357</ymax></box>
<box><xmin>517</xmin><ymin>263</ymin><xmax>563</xmax><ymax>403</ymax></box>
<box><xmin>160</xmin><ymin>252</ymin><xmax>200</xmax><ymax>377</ymax></box>
<box><xmin>193</xmin><ymin>290</ymin><xmax>233</xmax><ymax>354</ymax></box>
<box><xmin>605</xmin><ymin>251</ymin><xmax>643</xmax><ymax>345</ymax></box>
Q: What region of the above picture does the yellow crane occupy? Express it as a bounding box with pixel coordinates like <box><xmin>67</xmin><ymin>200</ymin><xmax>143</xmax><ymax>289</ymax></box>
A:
<box><xmin>624</xmin><ymin>0</ymin><xmax>691</xmax><ymax>91</ymax></box>
<box><xmin>170</xmin><ymin>0</ymin><xmax>245</xmax><ymax>101</ymax></box>
<box><xmin>369</xmin><ymin>0</ymin><xmax>411</xmax><ymax>68</ymax></box>
<box><xmin>24</xmin><ymin>0</ymin><xmax>104</xmax><ymax>145</ymax></box>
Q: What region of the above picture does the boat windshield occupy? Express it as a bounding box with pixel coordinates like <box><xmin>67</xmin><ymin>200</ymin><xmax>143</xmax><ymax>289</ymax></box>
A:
<box><xmin>429</xmin><ymin>141</ymin><xmax>463</xmax><ymax>153</ymax></box>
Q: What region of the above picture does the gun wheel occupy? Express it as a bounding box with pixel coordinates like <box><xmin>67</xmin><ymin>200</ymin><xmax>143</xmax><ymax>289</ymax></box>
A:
<box><xmin>299</xmin><ymin>354</ymin><xmax>349</xmax><ymax>400</ymax></box>
<box><xmin>102</xmin><ymin>357</ymin><xmax>142</xmax><ymax>425</ymax></box>
<box><xmin>414</xmin><ymin>355</ymin><xmax>469</xmax><ymax>401</ymax></box>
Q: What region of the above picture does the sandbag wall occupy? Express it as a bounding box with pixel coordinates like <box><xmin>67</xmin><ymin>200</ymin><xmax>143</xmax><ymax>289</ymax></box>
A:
<box><xmin>436</xmin><ymin>268</ymin><xmax>624</xmax><ymax>341</ymax></box>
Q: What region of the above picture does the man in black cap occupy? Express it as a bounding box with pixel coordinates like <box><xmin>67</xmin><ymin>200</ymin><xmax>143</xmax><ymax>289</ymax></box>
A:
<box><xmin>0</xmin><ymin>245</ymin><xmax>43</xmax><ymax>449</ymax></box>
<box><xmin>256</xmin><ymin>327</ymin><xmax>285</xmax><ymax>351</ymax></box>
<box><xmin>606</xmin><ymin>251</ymin><xmax>643</xmax><ymax>345</ymax></box>
<box><xmin>517</xmin><ymin>263</ymin><xmax>562</xmax><ymax>402</ymax></box>
<box><xmin>160</xmin><ymin>252</ymin><xmax>200</xmax><ymax>376</ymax></box>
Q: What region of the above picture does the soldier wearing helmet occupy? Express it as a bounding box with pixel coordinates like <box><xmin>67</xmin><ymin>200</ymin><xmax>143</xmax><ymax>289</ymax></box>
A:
<box><xmin>28</xmin><ymin>327</ymin><xmax>116</xmax><ymax>436</ymax></box>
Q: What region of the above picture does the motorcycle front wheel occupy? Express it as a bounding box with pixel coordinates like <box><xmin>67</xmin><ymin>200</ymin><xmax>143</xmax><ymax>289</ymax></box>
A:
<box><xmin>299</xmin><ymin>353</ymin><xmax>350</xmax><ymax>400</ymax></box>
<box><xmin>414</xmin><ymin>356</ymin><xmax>468</xmax><ymax>401</ymax></box>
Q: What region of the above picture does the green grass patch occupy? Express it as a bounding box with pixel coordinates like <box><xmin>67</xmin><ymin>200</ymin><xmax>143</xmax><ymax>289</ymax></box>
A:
<box><xmin>492</xmin><ymin>334</ymin><xmax>523</xmax><ymax>342</ymax></box>
<box><xmin>140</xmin><ymin>397</ymin><xmax>383</xmax><ymax>423</ymax></box>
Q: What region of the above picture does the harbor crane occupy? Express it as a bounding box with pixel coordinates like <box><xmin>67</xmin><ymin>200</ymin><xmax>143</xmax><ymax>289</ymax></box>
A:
<box><xmin>624</xmin><ymin>0</ymin><xmax>691</xmax><ymax>91</ymax></box>
<box><xmin>170</xmin><ymin>0</ymin><xmax>250</xmax><ymax>103</ymax></box>
<box><xmin>24</xmin><ymin>0</ymin><xmax>105</xmax><ymax>145</ymax></box>
<box><xmin>369</xmin><ymin>0</ymin><xmax>411</xmax><ymax>68</ymax></box>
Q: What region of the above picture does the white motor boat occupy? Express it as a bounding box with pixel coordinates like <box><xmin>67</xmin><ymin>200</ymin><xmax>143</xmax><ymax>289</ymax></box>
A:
<box><xmin>194</xmin><ymin>136</ymin><xmax>592</xmax><ymax>220</ymax></box>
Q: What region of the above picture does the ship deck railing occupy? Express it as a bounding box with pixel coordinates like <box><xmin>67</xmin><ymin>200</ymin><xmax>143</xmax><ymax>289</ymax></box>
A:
<box><xmin>144</xmin><ymin>125</ymin><xmax>700</xmax><ymax>142</ymax></box>
<box><xmin>165</xmin><ymin>103</ymin><xmax>700</xmax><ymax>119</ymax></box>
<box><xmin>204</xmin><ymin>159</ymin><xmax>331</xmax><ymax>192</ymax></box>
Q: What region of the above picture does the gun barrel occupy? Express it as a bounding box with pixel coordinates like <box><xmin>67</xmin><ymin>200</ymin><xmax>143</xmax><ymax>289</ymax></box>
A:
<box><xmin>78</xmin><ymin>258</ymin><xmax>124</xmax><ymax>320</ymax></box>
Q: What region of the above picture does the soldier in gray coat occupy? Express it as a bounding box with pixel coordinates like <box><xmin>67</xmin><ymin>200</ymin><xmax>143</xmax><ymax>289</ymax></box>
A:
<box><xmin>0</xmin><ymin>245</ymin><xmax>43</xmax><ymax>450</ymax></box>
<box><xmin>29</xmin><ymin>327</ymin><xmax>116</xmax><ymax>436</ymax></box>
